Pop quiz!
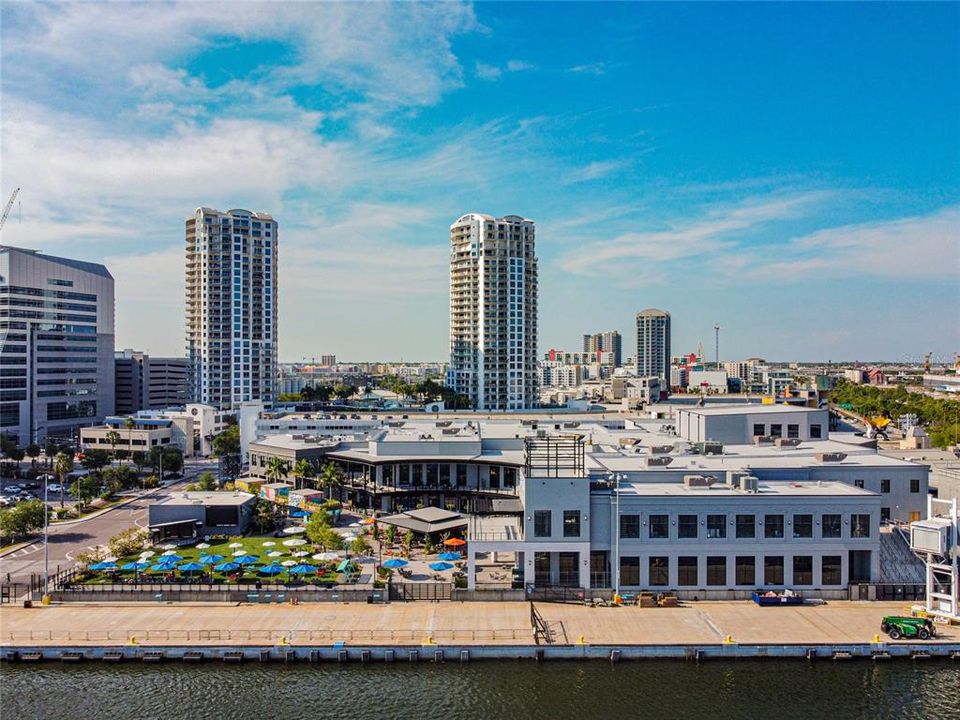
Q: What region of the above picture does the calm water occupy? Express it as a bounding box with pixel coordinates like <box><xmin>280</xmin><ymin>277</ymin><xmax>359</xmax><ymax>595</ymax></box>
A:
<box><xmin>2</xmin><ymin>661</ymin><xmax>959</xmax><ymax>720</ymax></box>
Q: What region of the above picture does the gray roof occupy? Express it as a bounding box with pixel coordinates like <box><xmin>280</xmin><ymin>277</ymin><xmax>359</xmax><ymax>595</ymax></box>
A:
<box><xmin>0</xmin><ymin>245</ymin><xmax>113</xmax><ymax>279</ymax></box>
<box><xmin>378</xmin><ymin>507</ymin><xmax>468</xmax><ymax>534</ymax></box>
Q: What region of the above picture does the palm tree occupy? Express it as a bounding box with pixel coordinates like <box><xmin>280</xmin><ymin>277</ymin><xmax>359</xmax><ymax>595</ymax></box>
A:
<box><xmin>105</xmin><ymin>429</ymin><xmax>121</xmax><ymax>463</ymax></box>
<box><xmin>291</xmin><ymin>458</ymin><xmax>315</xmax><ymax>490</ymax></box>
<box><xmin>264</xmin><ymin>456</ymin><xmax>289</xmax><ymax>484</ymax></box>
<box><xmin>318</xmin><ymin>461</ymin><xmax>344</xmax><ymax>501</ymax></box>
<box><xmin>52</xmin><ymin>451</ymin><xmax>74</xmax><ymax>508</ymax></box>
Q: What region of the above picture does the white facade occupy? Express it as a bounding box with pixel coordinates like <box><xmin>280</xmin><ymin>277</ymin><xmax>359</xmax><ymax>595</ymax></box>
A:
<box><xmin>0</xmin><ymin>246</ymin><xmax>115</xmax><ymax>445</ymax></box>
<box><xmin>688</xmin><ymin>370</ymin><xmax>729</xmax><ymax>393</ymax></box>
<box><xmin>186</xmin><ymin>207</ymin><xmax>277</xmax><ymax>410</ymax></box>
<box><xmin>448</xmin><ymin>213</ymin><xmax>538</xmax><ymax>410</ymax></box>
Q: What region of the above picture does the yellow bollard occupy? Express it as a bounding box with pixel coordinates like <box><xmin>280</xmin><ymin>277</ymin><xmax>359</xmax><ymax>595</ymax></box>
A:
<box><xmin>280</xmin><ymin>635</ymin><xmax>288</xmax><ymax>646</ymax></box>
<box><xmin>422</xmin><ymin>635</ymin><xmax>435</xmax><ymax>646</ymax></box>
<box><xmin>873</xmin><ymin>634</ymin><xmax>882</xmax><ymax>644</ymax></box>
<box><xmin>129</xmin><ymin>636</ymin><xmax>138</xmax><ymax>646</ymax></box>
<box><xmin>41</xmin><ymin>595</ymin><xmax>51</xmax><ymax>606</ymax></box>
<box><xmin>723</xmin><ymin>635</ymin><xmax>735</xmax><ymax>645</ymax></box>
<box><xmin>576</xmin><ymin>635</ymin><xmax>587</xmax><ymax>645</ymax></box>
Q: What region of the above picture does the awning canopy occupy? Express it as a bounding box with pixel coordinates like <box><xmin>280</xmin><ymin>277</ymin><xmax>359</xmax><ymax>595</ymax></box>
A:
<box><xmin>148</xmin><ymin>519</ymin><xmax>200</xmax><ymax>529</ymax></box>
<box><xmin>377</xmin><ymin>507</ymin><xmax>469</xmax><ymax>535</ymax></box>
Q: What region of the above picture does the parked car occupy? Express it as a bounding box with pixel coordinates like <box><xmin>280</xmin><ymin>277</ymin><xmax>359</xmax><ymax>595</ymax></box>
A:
<box><xmin>1</xmin><ymin>485</ymin><xmax>23</xmax><ymax>495</ymax></box>
<box><xmin>16</xmin><ymin>491</ymin><xmax>35</xmax><ymax>501</ymax></box>
<box><xmin>46</xmin><ymin>483</ymin><xmax>64</xmax><ymax>493</ymax></box>
<box><xmin>880</xmin><ymin>616</ymin><xmax>937</xmax><ymax>640</ymax></box>
<box><xmin>0</xmin><ymin>497</ymin><xmax>11</xmax><ymax>507</ymax></box>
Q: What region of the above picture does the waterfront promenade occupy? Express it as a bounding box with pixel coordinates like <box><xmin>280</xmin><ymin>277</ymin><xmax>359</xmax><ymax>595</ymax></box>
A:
<box><xmin>2</xmin><ymin>601</ymin><xmax>957</xmax><ymax>648</ymax></box>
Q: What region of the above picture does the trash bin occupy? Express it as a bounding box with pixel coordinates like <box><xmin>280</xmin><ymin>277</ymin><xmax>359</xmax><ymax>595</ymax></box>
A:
<box><xmin>41</xmin><ymin>594</ymin><xmax>51</xmax><ymax>606</ymax></box>
<box><xmin>22</xmin><ymin>599</ymin><xmax>32</xmax><ymax>608</ymax></box>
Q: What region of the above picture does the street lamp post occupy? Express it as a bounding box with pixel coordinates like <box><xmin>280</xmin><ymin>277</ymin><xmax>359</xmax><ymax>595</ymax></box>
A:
<box><xmin>43</xmin><ymin>480</ymin><xmax>49</xmax><ymax>596</ymax></box>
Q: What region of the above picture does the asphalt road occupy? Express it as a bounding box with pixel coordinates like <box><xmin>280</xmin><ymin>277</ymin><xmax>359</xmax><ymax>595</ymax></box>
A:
<box><xmin>0</xmin><ymin>459</ymin><xmax>217</xmax><ymax>586</ymax></box>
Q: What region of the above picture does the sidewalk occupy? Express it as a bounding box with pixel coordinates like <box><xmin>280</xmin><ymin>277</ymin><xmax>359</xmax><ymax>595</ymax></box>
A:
<box><xmin>2</xmin><ymin>600</ymin><xmax>956</xmax><ymax>647</ymax></box>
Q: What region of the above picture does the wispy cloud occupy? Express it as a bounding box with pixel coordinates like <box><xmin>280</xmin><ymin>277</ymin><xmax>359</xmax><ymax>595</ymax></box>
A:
<box><xmin>475</xmin><ymin>62</ymin><xmax>502</xmax><ymax>81</ymax></box>
<box><xmin>567</xmin><ymin>62</ymin><xmax>606</xmax><ymax>76</ymax></box>
<box><xmin>565</xmin><ymin>160</ymin><xmax>628</xmax><ymax>184</ymax></box>
<box><xmin>475</xmin><ymin>59</ymin><xmax>537</xmax><ymax>81</ymax></box>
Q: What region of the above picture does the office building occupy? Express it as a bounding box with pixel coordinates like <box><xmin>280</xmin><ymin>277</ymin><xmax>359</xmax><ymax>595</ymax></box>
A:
<box><xmin>186</xmin><ymin>207</ymin><xmax>278</xmax><ymax>410</ymax></box>
<box><xmin>447</xmin><ymin>213</ymin><xmax>538</xmax><ymax>410</ymax></box>
<box><xmin>583</xmin><ymin>330</ymin><xmax>622</xmax><ymax>367</ymax></box>
<box><xmin>115</xmin><ymin>349</ymin><xmax>190</xmax><ymax>414</ymax></box>
<box><xmin>0</xmin><ymin>246</ymin><xmax>115</xmax><ymax>445</ymax></box>
<box><xmin>636</xmin><ymin>308</ymin><xmax>671</xmax><ymax>386</ymax></box>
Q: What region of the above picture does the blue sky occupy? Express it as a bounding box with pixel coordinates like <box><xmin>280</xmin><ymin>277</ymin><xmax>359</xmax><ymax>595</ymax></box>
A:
<box><xmin>1</xmin><ymin>2</ymin><xmax>957</xmax><ymax>363</ymax></box>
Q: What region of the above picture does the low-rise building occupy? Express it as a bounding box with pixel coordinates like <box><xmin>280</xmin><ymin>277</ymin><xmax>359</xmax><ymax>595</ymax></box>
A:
<box><xmin>147</xmin><ymin>491</ymin><xmax>256</xmax><ymax>540</ymax></box>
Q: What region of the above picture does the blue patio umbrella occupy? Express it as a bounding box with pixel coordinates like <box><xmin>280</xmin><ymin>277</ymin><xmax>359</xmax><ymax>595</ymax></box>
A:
<box><xmin>179</xmin><ymin>562</ymin><xmax>206</xmax><ymax>573</ymax></box>
<box><xmin>438</xmin><ymin>552</ymin><xmax>461</xmax><ymax>561</ymax></box>
<box><xmin>288</xmin><ymin>509</ymin><xmax>310</xmax><ymax>518</ymax></box>
<box><xmin>121</xmin><ymin>561</ymin><xmax>150</xmax><ymax>571</ymax></box>
<box><xmin>383</xmin><ymin>558</ymin><xmax>408</xmax><ymax>569</ymax></box>
<box><xmin>429</xmin><ymin>561</ymin><xmax>454</xmax><ymax>571</ymax></box>
<box><xmin>149</xmin><ymin>562</ymin><xmax>177</xmax><ymax>572</ymax></box>
<box><xmin>289</xmin><ymin>564</ymin><xmax>316</xmax><ymax>574</ymax></box>
<box><xmin>212</xmin><ymin>561</ymin><xmax>240</xmax><ymax>572</ymax></box>
<box><xmin>89</xmin><ymin>561</ymin><xmax>118</xmax><ymax>571</ymax></box>
<box><xmin>258</xmin><ymin>563</ymin><xmax>285</xmax><ymax>575</ymax></box>
<box><xmin>234</xmin><ymin>555</ymin><xmax>260</xmax><ymax>565</ymax></box>
<box><xmin>198</xmin><ymin>554</ymin><xmax>224</xmax><ymax>565</ymax></box>
<box><xmin>160</xmin><ymin>554</ymin><xmax>183</xmax><ymax>563</ymax></box>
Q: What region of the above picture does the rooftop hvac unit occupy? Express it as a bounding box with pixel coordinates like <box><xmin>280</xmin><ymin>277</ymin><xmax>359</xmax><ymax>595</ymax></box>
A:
<box><xmin>683</xmin><ymin>474</ymin><xmax>715</xmax><ymax>488</ymax></box>
<box><xmin>726</xmin><ymin>470</ymin><xmax>747</xmax><ymax>486</ymax></box>
<box><xmin>651</xmin><ymin>445</ymin><xmax>674</xmax><ymax>455</ymax></box>
<box><xmin>753</xmin><ymin>435</ymin><xmax>774</xmax><ymax>445</ymax></box>
<box><xmin>700</xmin><ymin>441</ymin><xmax>724</xmax><ymax>456</ymax></box>
<box><xmin>774</xmin><ymin>438</ymin><xmax>802</xmax><ymax>448</ymax></box>
<box><xmin>739</xmin><ymin>476</ymin><xmax>760</xmax><ymax>493</ymax></box>
<box><xmin>910</xmin><ymin>518</ymin><xmax>955</xmax><ymax>556</ymax></box>
<box><xmin>816</xmin><ymin>452</ymin><xmax>848</xmax><ymax>463</ymax></box>
<box><xmin>646</xmin><ymin>456</ymin><xmax>673</xmax><ymax>467</ymax></box>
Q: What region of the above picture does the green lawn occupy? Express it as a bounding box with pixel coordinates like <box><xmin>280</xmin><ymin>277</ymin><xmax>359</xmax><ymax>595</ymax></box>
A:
<box><xmin>81</xmin><ymin>535</ymin><xmax>350</xmax><ymax>585</ymax></box>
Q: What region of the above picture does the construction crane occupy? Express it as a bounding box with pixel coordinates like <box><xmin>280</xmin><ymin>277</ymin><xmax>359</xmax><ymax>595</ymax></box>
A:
<box><xmin>923</xmin><ymin>352</ymin><xmax>932</xmax><ymax>373</ymax></box>
<box><xmin>0</xmin><ymin>187</ymin><xmax>20</xmax><ymax>233</ymax></box>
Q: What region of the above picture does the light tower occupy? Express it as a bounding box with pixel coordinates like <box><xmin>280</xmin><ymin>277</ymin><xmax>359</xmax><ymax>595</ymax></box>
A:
<box><xmin>714</xmin><ymin>324</ymin><xmax>721</xmax><ymax>370</ymax></box>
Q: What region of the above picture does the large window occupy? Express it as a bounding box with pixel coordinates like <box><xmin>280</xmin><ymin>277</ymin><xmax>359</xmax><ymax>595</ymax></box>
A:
<box><xmin>620</xmin><ymin>556</ymin><xmax>640</xmax><ymax>586</ymax></box>
<box><xmin>649</xmin><ymin>514</ymin><xmax>669</xmax><ymax>539</ymax></box>
<box><xmin>707</xmin><ymin>557</ymin><xmax>727</xmax><ymax>586</ymax></box>
<box><xmin>563</xmin><ymin>510</ymin><xmax>581</xmax><ymax>538</ymax></box>
<box><xmin>620</xmin><ymin>514</ymin><xmax>640</xmax><ymax>539</ymax></box>
<box><xmin>736</xmin><ymin>514</ymin><xmax>755</xmax><ymax>539</ymax></box>
<box><xmin>456</xmin><ymin>464</ymin><xmax>468</xmax><ymax>487</ymax></box>
<box><xmin>534</xmin><ymin>510</ymin><xmax>552</xmax><ymax>538</ymax></box>
<box><xmin>851</xmin><ymin>514</ymin><xmax>871</xmax><ymax>538</ymax></box>
<box><xmin>810</xmin><ymin>423</ymin><xmax>822</xmax><ymax>439</ymax></box>
<box><xmin>822</xmin><ymin>514</ymin><xmax>842</xmax><ymax>538</ymax></box>
<box><xmin>707</xmin><ymin>514</ymin><xmax>726</xmax><ymax>539</ymax></box>
<box><xmin>822</xmin><ymin>555</ymin><xmax>842</xmax><ymax>585</ymax></box>
<box><xmin>880</xmin><ymin>479</ymin><xmax>890</xmax><ymax>494</ymax></box>
<box><xmin>770</xmin><ymin>423</ymin><xmax>782</xmax><ymax>438</ymax></box>
<box><xmin>649</xmin><ymin>557</ymin><xmax>669</xmax><ymax>586</ymax></box>
<box><xmin>910</xmin><ymin>478</ymin><xmax>920</xmax><ymax>493</ymax></box>
<box><xmin>678</xmin><ymin>556</ymin><xmax>698</xmax><ymax>586</ymax></box>
<box><xmin>753</xmin><ymin>423</ymin><xmax>765</xmax><ymax>437</ymax></box>
<box><xmin>489</xmin><ymin>466</ymin><xmax>500</xmax><ymax>489</ymax></box>
<box><xmin>787</xmin><ymin>424</ymin><xmax>799</xmax><ymax>439</ymax></box>
<box><xmin>411</xmin><ymin>463</ymin><xmax>423</xmax><ymax>486</ymax></box>
<box><xmin>793</xmin><ymin>514</ymin><xmax>813</xmax><ymax>539</ymax></box>
<box><xmin>735</xmin><ymin>556</ymin><xmax>755</xmax><ymax>585</ymax></box>
<box><xmin>765</xmin><ymin>514</ymin><xmax>784</xmax><ymax>539</ymax></box>
<box><xmin>793</xmin><ymin>556</ymin><xmax>813</xmax><ymax>585</ymax></box>
<box><xmin>678</xmin><ymin>514</ymin><xmax>698</xmax><ymax>539</ymax></box>
<box><xmin>764</xmin><ymin>556</ymin><xmax>784</xmax><ymax>585</ymax></box>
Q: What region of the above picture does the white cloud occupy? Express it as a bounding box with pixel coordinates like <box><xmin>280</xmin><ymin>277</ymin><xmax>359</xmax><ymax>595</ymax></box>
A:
<box><xmin>475</xmin><ymin>62</ymin><xmax>503</xmax><ymax>81</ymax></box>
<box><xmin>565</xmin><ymin>160</ymin><xmax>627</xmax><ymax>184</ymax></box>
<box><xmin>567</xmin><ymin>62</ymin><xmax>606</xmax><ymax>76</ymax></box>
<box><xmin>506</xmin><ymin>60</ymin><xmax>537</xmax><ymax>72</ymax></box>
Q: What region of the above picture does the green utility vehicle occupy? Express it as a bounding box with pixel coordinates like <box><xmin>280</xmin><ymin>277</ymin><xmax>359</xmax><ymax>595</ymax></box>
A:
<box><xmin>880</xmin><ymin>615</ymin><xmax>937</xmax><ymax>640</ymax></box>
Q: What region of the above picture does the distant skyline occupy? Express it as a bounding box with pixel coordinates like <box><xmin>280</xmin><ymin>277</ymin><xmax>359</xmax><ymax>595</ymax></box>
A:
<box><xmin>1</xmin><ymin>2</ymin><xmax>957</xmax><ymax>364</ymax></box>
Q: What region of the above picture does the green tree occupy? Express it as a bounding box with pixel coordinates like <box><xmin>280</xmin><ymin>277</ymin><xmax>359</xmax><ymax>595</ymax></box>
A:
<box><xmin>148</xmin><ymin>446</ymin><xmax>183</xmax><ymax>475</ymax></box>
<box><xmin>197</xmin><ymin>472</ymin><xmax>217</xmax><ymax>491</ymax></box>
<box><xmin>107</xmin><ymin>527</ymin><xmax>149</xmax><ymax>558</ymax></box>
<box><xmin>24</xmin><ymin>443</ymin><xmax>42</xmax><ymax>468</ymax></box>
<box><xmin>291</xmin><ymin>458</ymin><xmax>316</xmax><ymax>489</ymax></box>
<box><xmin>131</xmin><ymin>451</ymin><xmax>147</xmax><ymax>475</ymax></box>
<box><xmin>253</xmin><ymin>498</ymin><xmax>279</xmax><ymax>534</ymax></box>
<box><xmin>213</xmin><ymin>424</ymin><xmax>242</xmax><ymax>481</ymax></box>
<box><xmin>0</xmin><ymin>500</ymin><xmax>46</xmax><ymax>542</ymax></box>
<box><xmin>52</xmin><ymin>451</ymin><xmax>74</xmax><ymax>508</ymax></box>
<box><xmin>350</xmin><ymin>535</ymin><xmax>371</xmax><ymax>557</ymax></box>
<box><xmin>316</xmin><ymin>526</ymin><xmax>344</xmax><ymax>552</ymax></box>
<box><xmin>304</xmin><ymin>509</ymin><xmax>331</xmax><ymax>545</ymax></box>
<box><xmin>332</xmin><ymin>383</ymin><xmax>356</xmax><ymax>401</ymax></box>
<box><xmin>264</xmin><ymin>456</ymin><xmax>289</xmax><ymax>483</ymax></box>
<box><xmin>278</xmin><ymin>392</ymin><xmax>302</xmax><ymax>402</ymax></box>
<box><xmin>318</xmin><ymin>461</ymin><xmax>344</xmax><ymax>500</ymax></box>
<box><xmin>70</xmin><ymin>475</ymin><xmax>101</xmax><ymax>510</ymax></box>
<box><xmin>104</xmin><ymin>429</ymin><xmax>122</xmax><ymax>461</ymax></box>
<box><xmin>81</xmin><ymin>449</ymin><xmax>111</xmax><ymax>476</ymax></box>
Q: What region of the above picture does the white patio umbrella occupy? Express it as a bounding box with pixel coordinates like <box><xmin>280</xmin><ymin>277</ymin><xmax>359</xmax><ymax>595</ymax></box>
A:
<box><xmin>281</xmin><ymin>560</ymin><xmax>297</xmax><ymax>567</ymax></box>
<box><xmin>267</xmin><ymin>550</ymin><xmax>283</xmax><ymax>558</ymax></box>
<box><xmin>161</xmin><ymin>550</ymin><xmax>178</xmax><ymax>556</ymax></box>
<box><xmin>233</xmin><ymin>550</ymin><xmax>248</xmax><ymax>556</ymax></box>
<box><xmin>196</xmin><ymin>543</ymin><xmax>211</xmax><ymax>549</ymax></box>
<box><xmin>292</xmin><ymin>551</ymin><xmax>310</xmax><ymax>557</ymax></box>
<box><xmin>282</xmin><ymin>526</ymin><xmax>306</xmax><ymax>535</ymax></box>
<box><xmin>139</xmin><ymin>551</ymin><xmax>155</xmax><ymax>559</ymax></box>
<box><xmin>262</xmin><ymin>541</ymin><xmax>276</xmax><ymax>547</ymax></box>
<box><xmin>161</xmin><ymin>544</ymin><xmax>177</xmax><ymax>550</ymax></box>
<box><xmin>313</xmin><ymin>552</ymin><xmax>339</xmax><ymax>561</ymax></box>
<box><xmin>104</xmin><ymin>556</ymin><xmax>118</xmax><ymax>563</ymax></box>
<box><xmin>228</xmin><ymin>542</ymin><xmax>243</xmax><ymax>549</ymax></box>
<box><xmin>282</xmin><ymin>538</ymin><xmax>307</xmax><ymax>547</ymax></box>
